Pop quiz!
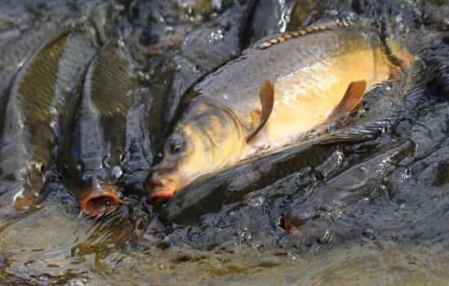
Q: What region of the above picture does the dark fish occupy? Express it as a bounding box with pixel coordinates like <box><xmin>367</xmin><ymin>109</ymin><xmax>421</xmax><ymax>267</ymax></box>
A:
<box><xmin>63</xmin><ymin>41</ymin><xmax>138</xmax><ymax>218</ymax></box>
<box><xmin>0</xmin><ymin>29</ymin><xmax>97</xmax><ymax>219</ymax></box>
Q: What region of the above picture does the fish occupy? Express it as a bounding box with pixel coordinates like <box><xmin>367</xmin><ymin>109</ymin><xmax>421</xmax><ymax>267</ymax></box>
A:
<box><xmin>0</xmin><ymin>29</ymin><xmax>97</xmax><ymax>218</ymax></box>
<box><xmin>145</xmin><ymin>21</ymin><xmax>415</xmax><ymax>201</ymax></box>
<box><xmin>62</xmin><ymin>41</ymin><xmax>138</xmax><ymax>218</ymax></box>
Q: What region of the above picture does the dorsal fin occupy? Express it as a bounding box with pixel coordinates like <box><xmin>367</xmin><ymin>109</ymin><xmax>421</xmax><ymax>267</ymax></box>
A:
<box><xmin>256</xmin><ymin>19</ymin><xmax>352</xmax><ymax>50</ymax></box>
<box><xmin>247</xmin><ymin>80</ymin><xmax>274</xmax><ymax>143</ymax></box>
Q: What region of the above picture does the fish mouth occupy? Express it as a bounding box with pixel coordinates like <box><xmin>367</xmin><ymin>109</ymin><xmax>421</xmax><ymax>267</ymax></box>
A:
<box><xmin>79</xmin><ymin>183</ymin><xmax>122</xmax><ymax>219</ymax></box>
<box><xmin>145</xmin><ymin>176</ymin><xmax>178</xmax><ymax>202</ymax></box>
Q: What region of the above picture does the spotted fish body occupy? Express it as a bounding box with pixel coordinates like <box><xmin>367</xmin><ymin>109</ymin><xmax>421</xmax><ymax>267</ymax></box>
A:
<box><xmin>0</xmin><ymin>29</ymin><xmax>97</xmax><ymax>215</ymax></box>
<box><xmin>148</xmin><ymin>23</ymin><xmax>414</xmax><ymax>199</ymax></box>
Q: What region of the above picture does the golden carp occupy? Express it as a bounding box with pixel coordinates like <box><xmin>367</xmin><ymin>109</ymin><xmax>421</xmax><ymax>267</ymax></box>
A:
<box><xmin>146</xmin><ymin>22</ymin><xmax>414</xmax><ymax>200</ymax></box>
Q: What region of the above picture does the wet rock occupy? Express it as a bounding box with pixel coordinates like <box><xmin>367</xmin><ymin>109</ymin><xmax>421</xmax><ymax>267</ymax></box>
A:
<box><xmin>415</xmin><ymin>146</ymin><xmax>449</xmax><ymax>187</ymax></box>
<box><xmin>281</xmin><ymin>142</ymin><xmax>414</xmax><ymax>245</ymax></box>
<box><xmin>432</xmin><ymin>161</ymin><xmax>449</xmax><ymax>187</ymax></box>
<box><xmin>87</xmin><ymin>2</ymin><xmax>124</xmax><ymax>44</ymax></box>
<box><xmin>247</xmin><ymin>0</ymin><xmax>324</xmax><ymax>45</ymax></box>
<box><xmin>164</xmin><ymin>0</ymin><xmax>257</xmax><ymax>125</ymax></box>
<box><xmin>248</xmin><ymin>0</ymin><xmax>295</xmax><ymax>43</ymax></box>
<box><xmin>279</xmin><ymin>219</ymin><xmax>354</xmax><ymax>250</ymax></box>
<box><xmin>287</xmin><ymin>0</ymin><xmax>322</xmax><ymax>29</ymax></box>
<box><xmin>175</xmin><ymin>0</ymin><xmax>233</xmax><ymax>19</ymax></box>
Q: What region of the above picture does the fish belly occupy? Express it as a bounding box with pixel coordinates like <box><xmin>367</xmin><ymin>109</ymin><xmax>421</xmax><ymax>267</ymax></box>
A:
<box><xmin>251</xmin><ymin>47</ymin><xmax>389</xmax><ymax>152</ymax></box>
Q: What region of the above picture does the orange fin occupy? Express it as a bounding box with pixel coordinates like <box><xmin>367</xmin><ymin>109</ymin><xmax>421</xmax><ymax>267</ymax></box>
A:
<box><xmin>247</xmin><ymin>80</ymin><xmax>274</xmax><ymax>143</ymax></box>
<box><xmin>326</xmin><ymin>80</ymin><xmax>367</xmax><ymax>123</ymax></box>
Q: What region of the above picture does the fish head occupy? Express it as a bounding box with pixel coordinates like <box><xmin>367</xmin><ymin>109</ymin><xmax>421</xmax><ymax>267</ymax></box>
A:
<box><xmin>79</xmin><ymin>179</ymin><xmax>122</xmax><ymax>219</ymax></box>
<box><xmin>146</xmin><ymin>128</ymin><xmax>198</xmax><ymax>200</ymax></box>
<box><xmin>146</xmin><ymin>100</ymin><xmax>245</xmax><ymax>201</ymax></box>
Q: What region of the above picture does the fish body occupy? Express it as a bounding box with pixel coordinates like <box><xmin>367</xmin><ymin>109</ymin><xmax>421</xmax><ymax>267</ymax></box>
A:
<box><xmin>147</xmin><ymin>23</ymin><xmax>414</xmax><ymax>199</ymax></box>
<box><xmin>63</xmin><ymin>41</ymin><xmax>138</xmax><ymax>218</ymax></box>
<box><xmin>0</xmin><ymin>29</ymin><xmax>97</xmax><ymax>216</ymax></box>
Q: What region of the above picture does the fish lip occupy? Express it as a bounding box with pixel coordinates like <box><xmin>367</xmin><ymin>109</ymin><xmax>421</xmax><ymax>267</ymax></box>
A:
<box><xmin>79</xmin><ymin>183</ymin><xmax>122</xmax><ymax>219</ymax></box>
<box><xmin>145</xmin><ymin>167</ymin><xmax>176</xmax><ymax>191</ymax></box>
<box><xmin>145</xmin><ymin>176</ymin><xmax>178</xmax><ymax>202</ymax></box>
<box><xmin>145</xmin><ymin>177</ymin><xmax>172</xmax><ymax>193</ymax></box>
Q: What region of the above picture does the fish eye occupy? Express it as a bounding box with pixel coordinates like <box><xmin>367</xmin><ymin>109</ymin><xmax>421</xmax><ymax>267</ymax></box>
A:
<box><xmin>167</xmin><ymin>134</ymin><xmax>186</xmax><ymax>155</ymax></box>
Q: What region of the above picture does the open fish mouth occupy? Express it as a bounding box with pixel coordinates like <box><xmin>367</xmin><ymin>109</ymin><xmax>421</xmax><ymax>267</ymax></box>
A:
<box><xmin>79</xmin><ymin>183</ymin><xmax>122</xmax><ymax>219</ymax></box>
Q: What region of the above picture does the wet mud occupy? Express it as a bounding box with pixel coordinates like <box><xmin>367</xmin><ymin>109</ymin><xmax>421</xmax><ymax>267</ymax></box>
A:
<box><xmin>3</xmin><ymin>0</ymin><xmax>449</xmax><ymax>285</ymax></box>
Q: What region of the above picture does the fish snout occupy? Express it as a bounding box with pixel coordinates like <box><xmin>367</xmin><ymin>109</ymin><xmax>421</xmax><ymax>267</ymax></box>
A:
<box><xmin>79</xmin><ymin>182</ymin><xmax>122</xmax><ymax>219</ymax></box>
<box><xmin>146</xmin><ymin>171</ymin><xmax>178</xmax><ymax>202</ymax></box>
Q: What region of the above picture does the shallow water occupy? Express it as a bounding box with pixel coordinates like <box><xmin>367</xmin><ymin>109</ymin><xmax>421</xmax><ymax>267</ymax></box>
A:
<box><xmin>3</xmin><ymin>0</ymin><xmax>449</xmax><ymax>285</ymax></box>
<box><xmin>4</xmin><ymin>206</ymin><xmax>449</xmax><ymax>285</ymax></box>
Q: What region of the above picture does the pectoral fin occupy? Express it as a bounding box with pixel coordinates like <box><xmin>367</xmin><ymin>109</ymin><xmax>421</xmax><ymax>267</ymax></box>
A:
<box><xmin>247</xmin><ymin>80</ymin><xmax>274</xmax><ymax>143</ymax></box>
<box><xmin>326</xmin><ymin>80</ymin><xmax>367</xmax><ymax>123</ymax></box>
